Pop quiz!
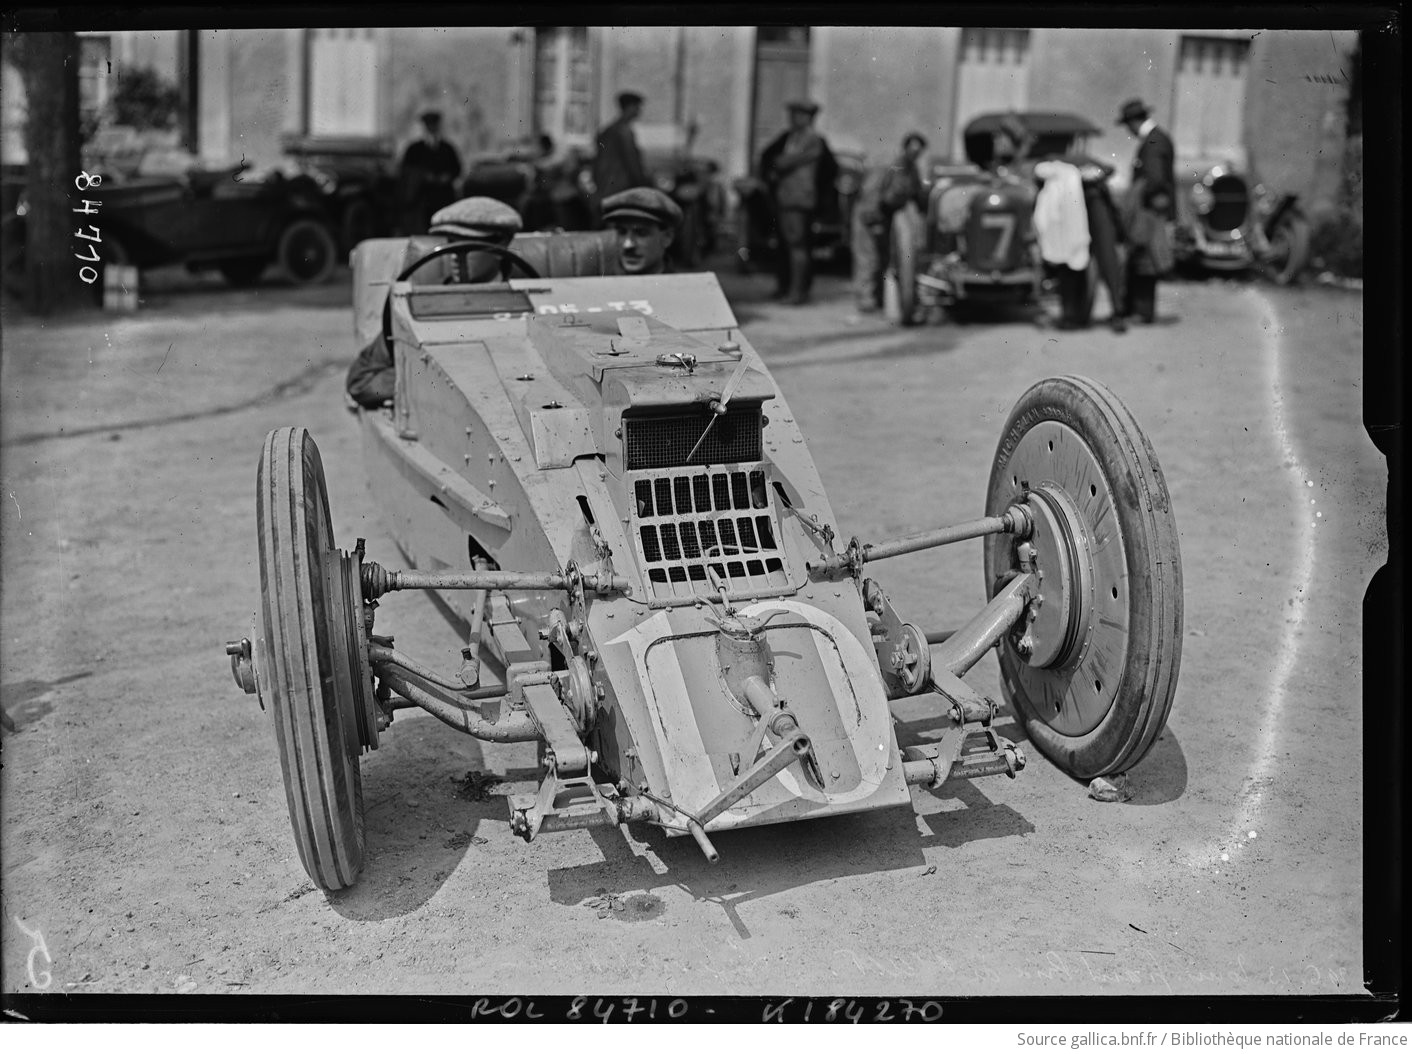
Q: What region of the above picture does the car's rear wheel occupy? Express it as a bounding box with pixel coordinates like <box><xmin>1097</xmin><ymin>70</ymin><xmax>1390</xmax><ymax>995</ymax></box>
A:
<box><xmin>340</xmin><ymin>199</ymin><xmax>375</xmax><ymax>254</ymax></box>
<box><xmin>218</xmin><ymin>256</ymin><xmax>270</xmax><ymax>287</ymax></box>
<box><xmin>983</xmin><ymin>376</ymin><xmax>1183</xmax><ymax>780</ymax></box>
<box><xmin>1264</xmin><ymin>214</ymin><xmax>1312</xmax><ymax>286</ymax></box>
<box><xmin>278</xmin><ymin>217</ymin><xmax>338</xmax><ymax>285</ymax></box>
<box><xmin>256</xmin><ymin>426</ymin><xmax>375</xmax><ymax>889</ymax></box>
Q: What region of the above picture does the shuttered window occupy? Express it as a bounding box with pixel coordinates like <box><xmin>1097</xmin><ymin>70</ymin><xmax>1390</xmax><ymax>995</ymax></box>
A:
<box><xmin>1173</xmin><ymin>36</ymin><xmax>1250</xmax><ymax>158</ymax></box>
<box><xmin>309</xmin><ymin>28</ymin><xmax>377</xmax><ymax>136</ymax></box>
<box><xmin>953</xmin><ymin>29</ymin><xmax>1031</xmax><ymax>156</ymax></box>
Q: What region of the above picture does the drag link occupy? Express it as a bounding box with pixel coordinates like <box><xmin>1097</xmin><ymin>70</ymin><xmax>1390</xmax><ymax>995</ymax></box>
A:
<box><xmin>808</xmin><ymin>504</ymin><xmax>1031</xmax><ymax>578</ymax></box>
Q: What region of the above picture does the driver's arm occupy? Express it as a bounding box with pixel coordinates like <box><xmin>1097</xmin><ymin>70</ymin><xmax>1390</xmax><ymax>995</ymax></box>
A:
<box><xmin>346</xmin><ymin>333</ymin><xmax>395</xmax><ymax>409</ymax></box>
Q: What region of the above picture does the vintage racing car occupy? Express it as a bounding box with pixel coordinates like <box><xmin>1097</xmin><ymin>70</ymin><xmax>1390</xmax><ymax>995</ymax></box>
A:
<box><xmin>1173</xmin><ymin>153</ymin><xmax>1313</xmax><ymax>285</ymax></box>
<box><xmin>889</xmin><ymin>112</ymin><xmax>1104</xmax><ymax>325</ymax></box>
<box><xmin>225</xmin><ymin>231</ymin><xmax>1183</xmax><ymax>889</ymax></box>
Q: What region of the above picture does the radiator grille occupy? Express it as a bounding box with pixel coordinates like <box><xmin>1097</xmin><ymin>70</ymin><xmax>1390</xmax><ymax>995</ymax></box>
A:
<box><xmin>1207</xmin><ymin>174</ymin><xmax>1250</xmax><ymax>233</ymax></box>
<box><xmin>630</xmin><ymin>465</ymin><xmax>790</xmax><ymax>600</ymax></box>
<box><xmin>623</xmin><ymin>404</ymin><xmax>763</xmax><ymax>470</ymax></box>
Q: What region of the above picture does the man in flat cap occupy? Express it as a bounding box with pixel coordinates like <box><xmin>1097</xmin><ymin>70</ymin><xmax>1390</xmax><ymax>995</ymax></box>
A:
<box><xmin>398</xmin><ymin>110</ymin><xmax>464</xmax><ymax>235</ymax></box>
<box><xmin>593</xmin><ymin>91</ymin><xmax>651</xmax><ymax>214</ymax></box>
<box><xmin>759</xmin><ymin>100</ymin><xmax>837</xmax><ymax>304</ymax></box>
<box><xmin>989</xmin><ymin>113</ymin><xmax>1035</xmax><ymax>178</ymax></box>
<box><xmin>853</xmin><ymin>131</ymin><xmax>929</xmax><ymax>313</ymax></box>
<box><xmin>1116</xmin><ymin>98</ymin><xmax>1175</xmax><ymax>324</ymax></box>
<box><xmin>346</xmin><ymin>197</ymin><xmax>523</xmax><ymax>409</ymax></box>
<box><xmin>601</xmin><ymin>187</ymin><xmax>682</xmax><ymax>276</ymax></box>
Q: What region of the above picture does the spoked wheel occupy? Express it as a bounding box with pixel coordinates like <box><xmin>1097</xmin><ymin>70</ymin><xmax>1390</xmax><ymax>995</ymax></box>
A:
<box><xmin>277</xmin><ymin>217</ymin><xmax>338</xmax><ymax>285</ymax></box>
<box><xmin>983</xmin><ymin>376</ymin><xmax>1183</xmax><ymax>780</ymax></box>
<box><xmin>256</xmin><ymin>426</ymin><xmax>379</xmax><ymax>889</ymax></box>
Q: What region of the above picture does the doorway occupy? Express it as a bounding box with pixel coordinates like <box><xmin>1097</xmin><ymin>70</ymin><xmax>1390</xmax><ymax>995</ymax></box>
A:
<box><xmin>749</xmin><ymin>26</ymin><xmax>810</xmax><ymax>166</ymax></box>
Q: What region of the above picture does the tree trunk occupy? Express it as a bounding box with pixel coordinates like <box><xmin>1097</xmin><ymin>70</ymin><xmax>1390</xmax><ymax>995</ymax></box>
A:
<box><xmin>12</xmin><ymin>32</ymin><xmax>90</xmax><ymax>315</ymax></box>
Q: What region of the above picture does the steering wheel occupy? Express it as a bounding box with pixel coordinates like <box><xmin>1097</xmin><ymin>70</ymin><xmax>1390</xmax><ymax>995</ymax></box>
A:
<box><xmin>382</xmin><ymin>239</ymin><xmax>542</xmax><ymax>347</ymax></box>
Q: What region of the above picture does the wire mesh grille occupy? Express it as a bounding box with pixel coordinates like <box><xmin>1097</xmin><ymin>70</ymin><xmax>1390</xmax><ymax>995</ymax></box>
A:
<box><xmin>630</xmin><ymin>465</ymin><xmax>789</xmax><ymax>600</ymax></box>
<box><xmin>623</xmin><ymin>405</ymin><xmax>763</xmax><ymax>471</ymax></box>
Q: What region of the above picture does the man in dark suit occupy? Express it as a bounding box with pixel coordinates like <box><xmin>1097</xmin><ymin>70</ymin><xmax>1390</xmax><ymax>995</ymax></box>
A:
<box><xmin>1117</xmin><ymin>98</ymin><xmax>1176</xmax><ymax>324</ymax></box>
<box><xmin>398</xmin><ymin>111</ymin><xmax>463</xmax><ymax>236</ymax></box>
<box><xmin>593</xmin><ymin>91</ymin><xmax>650</xmax><ymax>212</ymax></box>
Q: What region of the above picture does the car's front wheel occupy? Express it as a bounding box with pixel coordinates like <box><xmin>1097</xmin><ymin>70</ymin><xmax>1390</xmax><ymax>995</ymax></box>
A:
<box><xmin>277</xmin><ymin>217</ymin><xmax>338</xmax><ymax>285</ymax></box>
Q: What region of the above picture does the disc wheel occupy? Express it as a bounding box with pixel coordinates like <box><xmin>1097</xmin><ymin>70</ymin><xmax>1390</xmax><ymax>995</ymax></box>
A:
<box><xmin>256</xmin><ymin>426</ymin><xmax>377</xmax><ymax>889</ymax></box>
<box><xmin>983</xmin><ymin>376</ymin><xmax>1183</xmax><ymax>779</ymax></box>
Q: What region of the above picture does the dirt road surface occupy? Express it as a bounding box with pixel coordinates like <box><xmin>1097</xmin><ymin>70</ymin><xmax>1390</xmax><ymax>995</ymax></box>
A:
<box><xmin>0</xmin><ymin>264</ymin><xmax>1381</xmax><ymax>1000</ymax></box>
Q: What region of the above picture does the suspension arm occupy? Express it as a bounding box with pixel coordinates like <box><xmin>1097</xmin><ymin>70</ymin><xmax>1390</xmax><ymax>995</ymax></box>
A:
<box><xmin>376</xmin><ymin>668</ymin><xmax>539</xmax><ymax>742</ymax></box>
<box><xmin>808</xmin><ymin>504</ymin><xmax>1032</xmax><ymax>578</ymax></box>
<box><xmin>930</xmin><ymin>571</ymin><xmax>1037</xmax><ymax>677</ymax></box>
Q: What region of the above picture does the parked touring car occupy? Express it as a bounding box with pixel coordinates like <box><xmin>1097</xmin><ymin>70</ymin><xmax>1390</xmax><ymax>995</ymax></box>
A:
<box><xmin>4</xmin><ymin>151</ymin><xmax>340</xmax><ymax>293</ymax></box>
<box><xmin>889</xmin><ymin>111</ymin><xmax>1103</xmax><ymax>325</ymax></box>
<box><xmin>226</xmin><ymin>229</ymin><xmax>1183</xmax><ymax>889</ymax></box>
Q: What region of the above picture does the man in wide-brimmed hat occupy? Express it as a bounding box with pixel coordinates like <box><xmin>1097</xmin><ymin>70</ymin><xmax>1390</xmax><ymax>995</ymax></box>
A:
<box><xmin>759</xmin><ymin>100</ymin><xmax>837</xmax><ymax>305</ymax></box>
<box><xmin>1116</xmin><ymin>98</ymin><xmax>1175</xmax><ymax>324</ymax></box>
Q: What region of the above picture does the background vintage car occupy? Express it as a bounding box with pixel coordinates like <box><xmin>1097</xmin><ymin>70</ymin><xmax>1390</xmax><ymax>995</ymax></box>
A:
<box><xmin>3</xmin><ymin>137</ymin><xmax>341</xmax><ymax>295</ymax></box>
<box><xmin>279</xmin><ymin>133</ymin><xmax>403</xmax><ymax>255</ymax></box>
<box><xmin>1172</xmin><ymin>151</ymin><xmax>1313</xmax><ymax>285</ymax></box>
<box><xmin>459</xmin><ymin>123</ymin><xmax>723</xmax><ymax>268</ymax></box>
<box><xmin>732</xmin><ymin>140</ymin><xmax>864</xmax><ymax>273</ymax></box>
<box><xmin>889</xmin><ymin>111</ymin><xmax>1103</xmax><ymax>325</ymax></box>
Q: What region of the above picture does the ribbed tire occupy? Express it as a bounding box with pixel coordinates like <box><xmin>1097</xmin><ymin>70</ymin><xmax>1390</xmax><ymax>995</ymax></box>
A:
<box><xmin>983</xmin><ymin>376</ymin><xmax>1183</xmax><ymax>779</ymax></box>
<box><xmin>256</xmin><ymin>427</ymin><xmax>365</xmax><ymax>889</ymax></box>
<box><xmin>890</xmin><ymin>204</ymin><xmax>920</xmax><ymax>326</ymax></box>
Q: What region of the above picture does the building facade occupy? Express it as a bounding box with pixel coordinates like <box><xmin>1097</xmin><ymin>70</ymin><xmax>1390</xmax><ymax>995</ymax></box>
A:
<box><xmin>2</xmin><ymin>25</ymin><xmax>1357</xmax><ymax>211</ymax></box>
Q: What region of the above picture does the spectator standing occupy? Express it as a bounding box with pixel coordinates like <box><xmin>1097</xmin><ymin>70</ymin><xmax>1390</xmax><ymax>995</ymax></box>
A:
<box><xmin>398</xmin><ymin>111</ymin><xmax>463</xmax><ymax>236</ymax></box>
<box><xmin>593</xmin><ymin>91</ymin><xmax>650</xmax><ymax>211</ymax></box>
<box><xmin>1032</xmin><ymin>158</ymin><xmax>1091</xmax><ymax>329</ymax></box>
<box><xmin>853</xmin><ymin>131</ymin><xmax>928</xmax><ymax>313</ymax></box>
<box><xmin>760</xmin><ymin>100</ymin><xmax>836</xmax><ymax>305</ymax></box>
<box><xmin>1116</xmin><ymin>98</ymin><xmax>1175</xmax><ymax>324</ymax></box>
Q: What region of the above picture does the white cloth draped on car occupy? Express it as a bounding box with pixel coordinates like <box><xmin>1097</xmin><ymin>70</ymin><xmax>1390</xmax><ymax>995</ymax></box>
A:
<box><xmin>1032</xmin><ymin>160</ymin><xmax>1091</xmax><ymax>271</ymax></box>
